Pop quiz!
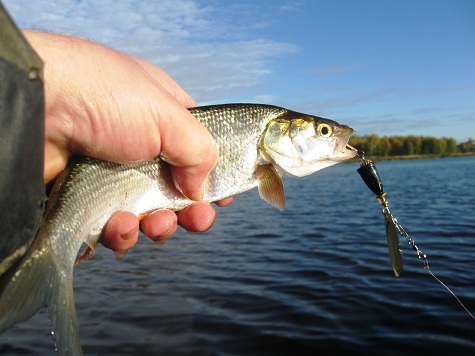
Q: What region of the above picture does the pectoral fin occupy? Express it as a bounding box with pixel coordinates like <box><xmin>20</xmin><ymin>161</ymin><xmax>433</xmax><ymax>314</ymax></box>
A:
<box><xmin>254</xmin><ymin>164</ymin><xmax>285</xmax><ymax>211</ymax></box>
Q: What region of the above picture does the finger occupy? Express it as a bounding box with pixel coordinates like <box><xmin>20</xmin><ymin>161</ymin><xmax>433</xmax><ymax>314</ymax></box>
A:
<box><xmin>44</xmin><ymin>143</ymin><xmax>69</xmax><ymax>184</ymax></box>
<box><xmin>214</xmin><ymin>197</ymin><xmax>234</xmax><ymax>207</ymax></box>
<box><xmin>169</xmin><ymin>162</ymin><xmax>214</xmax><ymax>201</ymax></box>
<box><xmin>159</xmin><ymin>105</ymin><xmax>218</xmax><ymax>201</ymax></box>
<box><xmin>176</xmin><ymin>201</ymin><xmax>216</xmax><ymax>232</ymax></box>
<box><xmin>141</xmin><ymin>209</ymin><xmax>178</xmax><ymax>243</ymax></box>
<box><xmin>101</xmin><ymin>211</ymin><xmax>139</xmax><ymax>252</ymax></box>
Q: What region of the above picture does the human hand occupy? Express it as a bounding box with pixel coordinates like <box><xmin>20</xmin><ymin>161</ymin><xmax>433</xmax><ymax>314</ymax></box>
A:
<box><xmin>25</xmin><ymin>30</ymin><xmax>232</xmax><ymax>254</ymax></box>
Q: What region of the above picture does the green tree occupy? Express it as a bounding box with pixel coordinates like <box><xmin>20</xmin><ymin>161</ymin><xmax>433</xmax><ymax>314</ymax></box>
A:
<box><xmin>403</xmin><ymin>140</ymin><xmax>414</xmax><ymax>155</ymax></box>
<box><xmin>389</xmin><ymin>136</ymin><xmax>403</xmax><ymax>155</ymax></box>
<box><xmin>446</xmin><ymin>138</ymin><xmax>458</xmax><ymax>153</ymax></box>
<box><xmin>377</xmin><ymin>137</ymin><xmax>392</xmax><ymax>156</ymax></box>
<box><xmin>459</xmin><ymin>138</ymin><xmax>475</xmax><ymax>153</ymax></box>
<box><xmin>348</xmin><ymin>135</ymin><xmax>368</xmax><ymax>153</ymax></box>
<box><xmin>366</xmin><ymin>134</ymin><xmax>381</xmax><ymax>156</ymax></box>
<box><xmin>349</xmin><ymin>134</ymin><xmax>465</xmax><ymax>157</ymax></box>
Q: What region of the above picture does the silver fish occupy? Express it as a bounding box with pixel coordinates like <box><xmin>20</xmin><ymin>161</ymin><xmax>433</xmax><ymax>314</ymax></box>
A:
<box><xmin>0</xmin><ymin>104</ymin><xmax>356</xmax><ymax>354</ymax></box>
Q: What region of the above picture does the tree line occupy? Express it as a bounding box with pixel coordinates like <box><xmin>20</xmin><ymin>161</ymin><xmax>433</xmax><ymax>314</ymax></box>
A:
<box><xmin>348</xmin><ymin>134</ymin><xmax>475</xmax><ymax>157</ymax></box>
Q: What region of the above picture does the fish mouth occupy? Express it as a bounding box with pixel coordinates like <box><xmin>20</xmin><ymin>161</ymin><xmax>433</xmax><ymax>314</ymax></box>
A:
<box><xmin>331</xmin><ymin>126</ymin><xmax>357</xmax><ymax>161</ymax></box>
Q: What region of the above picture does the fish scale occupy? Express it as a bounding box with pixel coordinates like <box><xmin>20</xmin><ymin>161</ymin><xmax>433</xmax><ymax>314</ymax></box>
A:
<box><xmin>195</xmin><ymin>104</ymin><xmax>287</xmax><ymax>197</ymax></box>
<box><xmin>0</xmin><ymin>103</ymin><xmax>355</xmax><ymax>355</ymax></box>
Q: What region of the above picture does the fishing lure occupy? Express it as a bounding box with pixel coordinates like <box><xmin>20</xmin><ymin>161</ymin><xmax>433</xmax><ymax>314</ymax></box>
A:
<box><xmin>356</xmin><ymin>153</ymin><xmax>404</xmax><ymax>277</ymax></box>
<box><xmin>351</xmin><ymin>146</ymin><xmax>475</xmax><ymax>320</ymax></box>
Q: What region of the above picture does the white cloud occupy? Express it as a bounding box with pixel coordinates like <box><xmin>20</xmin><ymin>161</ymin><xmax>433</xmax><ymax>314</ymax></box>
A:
<box><xmin>151</xmin><ymin>39</ymin><xmax>297</xmax><ymax>103</ymax></box>
<box><xmin>4</xmin><ymin>0</ymin><xmax>297</xmax><ymax>103</ymax></box>
<box><xmin>252</xmin><ymin>94</ymin><xmax>276</xmax><ymax>104</ymax></box>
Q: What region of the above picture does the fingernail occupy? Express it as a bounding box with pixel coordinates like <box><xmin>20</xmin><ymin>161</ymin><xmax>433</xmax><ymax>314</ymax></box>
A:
<box><xmin>121</xmin><ymin>226</ymin><xmax>138</xmax><ymax>240</ymax></box>
<box><xmin>150</xmin><ymin>220</ymin><xmax>177</xmax><ymax>243</ymax></box>
<box><xmin>175</xmin><ymin>179</ymin><xmax>204</xmax><ymax>201</ymax></box>
<box><xmin>188</xmin><ymin>184</ymin><xmax>205</xmax><ymax>201</ymax></box>
<box><xmin>163</xmin><ymin>219</ymin><xmax>178</xmax><ymax>237</ymax></box>
<box><xmin>114</xmin><ymin>250</ymin><xmax>128</xmax><ymax>259</ymax></box>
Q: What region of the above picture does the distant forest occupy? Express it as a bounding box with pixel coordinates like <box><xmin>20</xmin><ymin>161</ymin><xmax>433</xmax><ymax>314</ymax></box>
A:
<box><xmin>348</xmin><ymin>134</ymin><xmax>475</xmax><ymax>157</ymax></box>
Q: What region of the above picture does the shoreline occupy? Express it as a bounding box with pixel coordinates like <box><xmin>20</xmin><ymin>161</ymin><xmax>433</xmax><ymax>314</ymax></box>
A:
<box><xmin>345</xmin><ymin>151</ymin><xmax>475</xmax><ymax>163</ymax></box>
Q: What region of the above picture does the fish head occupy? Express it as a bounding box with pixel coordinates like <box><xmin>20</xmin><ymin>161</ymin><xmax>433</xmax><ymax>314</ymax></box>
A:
<box><xmin>259</xmin><ymin>112</ymin><xmax>356</xmax><ymax>177</ymax></box>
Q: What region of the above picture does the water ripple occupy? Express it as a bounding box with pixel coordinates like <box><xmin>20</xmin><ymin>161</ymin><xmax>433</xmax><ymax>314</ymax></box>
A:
<box><xmin>2</xmin><ymin>157</ymin><xmax>475</xmax><ymax>354</ymax></box>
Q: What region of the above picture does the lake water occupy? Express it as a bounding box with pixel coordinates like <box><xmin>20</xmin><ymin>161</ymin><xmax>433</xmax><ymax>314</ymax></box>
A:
<box><xmin>1</xmin><ymin>156</ymin><xmax>475</xmax><ymax>354</ymax></box>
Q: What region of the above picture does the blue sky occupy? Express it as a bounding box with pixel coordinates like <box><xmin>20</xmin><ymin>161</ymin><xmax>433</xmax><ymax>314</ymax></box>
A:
<box><xmin>4</xmin><ymin>0</ymin><xmax>474</xmax><ymax>142</ymax></box>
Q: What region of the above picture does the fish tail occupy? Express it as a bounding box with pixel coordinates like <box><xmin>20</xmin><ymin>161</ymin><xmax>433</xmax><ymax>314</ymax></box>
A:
<box><xmin>0</xmin><ymin>232</ymin><xmax>82</xmax><ymax>355</ymax></box>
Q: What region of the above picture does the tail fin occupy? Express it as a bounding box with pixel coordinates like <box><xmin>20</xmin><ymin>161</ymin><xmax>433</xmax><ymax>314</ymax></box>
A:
<box><xmin>0</xmin><ymin>235</ymin><xmax>82</xmax><ymax>355</ymax></box>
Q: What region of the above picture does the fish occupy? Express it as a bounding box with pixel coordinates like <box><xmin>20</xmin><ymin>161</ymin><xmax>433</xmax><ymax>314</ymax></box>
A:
<box><xmin>0</xmin><ymin>103</ymin><xmax>356</xmax><ymax>354</ymax></box>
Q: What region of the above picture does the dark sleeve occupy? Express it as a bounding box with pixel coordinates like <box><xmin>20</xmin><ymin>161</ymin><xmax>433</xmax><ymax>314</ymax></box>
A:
<box><xmin>0</xmin><ymin>3</ymin><xmax>45</xmax><ymax>276</ymax></box>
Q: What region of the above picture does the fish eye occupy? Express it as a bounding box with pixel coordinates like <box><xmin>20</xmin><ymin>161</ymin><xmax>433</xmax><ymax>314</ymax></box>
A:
<box><xmin>317</xmin><ymin>123</ymin><xmax>332</xmax><ymax>137</ymax></box>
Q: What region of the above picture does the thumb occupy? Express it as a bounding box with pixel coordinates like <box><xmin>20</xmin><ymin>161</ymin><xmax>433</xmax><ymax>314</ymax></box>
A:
<box><xmin>158</xmin><ymin>104</ymin><xmax>218</xmax><ymax>201</ymax></box>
